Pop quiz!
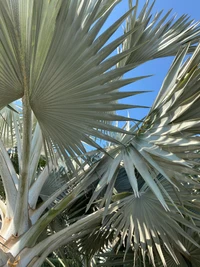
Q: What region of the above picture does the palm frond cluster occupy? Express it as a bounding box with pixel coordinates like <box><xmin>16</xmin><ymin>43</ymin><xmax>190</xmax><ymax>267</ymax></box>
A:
<box><xmin>0</xmin><ymin>0</ymin><xmax>200</xmax><ymax>266</ymax></box>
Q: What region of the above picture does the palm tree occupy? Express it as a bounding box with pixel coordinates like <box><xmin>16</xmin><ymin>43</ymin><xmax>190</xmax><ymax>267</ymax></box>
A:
<box><xmin>0</xmin><ymin>0</ymin><xmax>200</xmax><ymax>266</ymax></box>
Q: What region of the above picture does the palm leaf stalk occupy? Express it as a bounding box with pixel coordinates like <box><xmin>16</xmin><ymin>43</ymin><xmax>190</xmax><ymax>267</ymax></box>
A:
<box><xmin>0</xmin><ymin>0</ymin><xmax>199</xmax><ymax>266</ymax></box>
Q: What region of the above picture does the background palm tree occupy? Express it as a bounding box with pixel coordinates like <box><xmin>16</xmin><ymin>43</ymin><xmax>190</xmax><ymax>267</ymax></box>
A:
<box><xmin>0</xmin><ymin>0</ymin><xmax>200</xmax><ymax>266</ymax></box>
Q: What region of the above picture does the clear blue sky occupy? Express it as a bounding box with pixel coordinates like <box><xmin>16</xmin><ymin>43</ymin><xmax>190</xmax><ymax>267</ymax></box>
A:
<box><xmin>107</xmin><ymin>0</ymin><xmax>200</xmax><ymax>122</ymax></box>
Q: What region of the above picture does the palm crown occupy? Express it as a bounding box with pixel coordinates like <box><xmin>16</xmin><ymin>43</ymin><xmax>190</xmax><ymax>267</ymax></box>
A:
<box><xmin>0</xmin><ymin>0</ymin><xmax>200</xmax><ymax>266</ymax></box>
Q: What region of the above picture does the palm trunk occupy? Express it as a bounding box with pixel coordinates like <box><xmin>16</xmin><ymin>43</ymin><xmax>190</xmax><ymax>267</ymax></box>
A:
<box><xmin>0</xmin><ymin>208</ymin><xmax>103</xmax><ymax>266</ymax></box>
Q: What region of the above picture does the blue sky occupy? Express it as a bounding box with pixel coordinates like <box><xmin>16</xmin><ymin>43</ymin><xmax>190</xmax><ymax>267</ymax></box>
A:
<box><xmin>107</xmin><ymin>0</ymin><xmax>200</xmax><ymax>122</ymax></box>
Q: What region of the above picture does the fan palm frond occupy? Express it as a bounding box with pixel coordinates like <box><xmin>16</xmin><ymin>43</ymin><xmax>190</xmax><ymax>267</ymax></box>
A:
<box><xmin>0</xmin><ymin>0</ymin><xmax>199</xmax><ymax>167</ymax></box>
<box><xmin>86</xmin><ymin>43</ymin><xmax>200</xmax><ymax>212</ymax></box>
<box><xmin>0</xmin><ymin>103</ymin><xmax>22</xmax><ymax>148</ymax></box>
<box><xmin>119</xmin><ymin>0</ymin><xmax>200</xmax><ymax>67</ymax></box>
<box><xmin>102</xmin><ymin>184</ymin><xmax>200</xmax><ymax>267</ymax></box>
<box><xmin>0</xmin><ymin>1</ymin><xmax>200</xmax><ymax>265</ymax></box>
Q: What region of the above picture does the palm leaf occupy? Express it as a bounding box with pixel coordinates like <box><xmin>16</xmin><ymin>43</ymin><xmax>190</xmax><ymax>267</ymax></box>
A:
<box><xmin>0</xmin><ymin>0</ymin><xmax>199</xmax><ymax>167</ymax></box>
<box><xmin>155</xmin><ymin>230</ymin><xmax>200</xmax><ymax>267</ymax></box>
<box><xmin>0</xmin><ymin>103</ymin><xmax>22</xmax><ymax>148</ymax></box>
<box><xmin>103</xmin><ymin>184</ymin><xmax>200</xmax><ymax>267</ymax></box>
<box><xmin>119</xmin><ymin>0</ymin><xmax>200</xmax><ymax>67</ymax></box>
<box><xmin>28</xmin><ymin>0</ymin><xmax>147</xmax><ymax>163</ymax></box>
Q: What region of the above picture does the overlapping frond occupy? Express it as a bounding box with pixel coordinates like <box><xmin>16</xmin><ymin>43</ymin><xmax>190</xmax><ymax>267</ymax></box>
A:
<box><xmin>28</xmin><ymin>0</ymin><xmax>148</xmax><ymax>162</ymax></box>
<box><xmin>39</xmin><ymin>167</ymin><xmax>68</xmax><ymax>202</ymax></box>
<box><xmin>119</xmin><ymin>0</ymin><xmax>200</xmax><ymax>67</ymax></box>
<box><xmin>0</xmin><ymin>0</ymin><xmax>199</xmax><ymax>166</ymax></box>
<box><xmin>0</xmin><ymin>1</ymin><xmax>200</xmax><ymax>264</ymax></box>
<box><xmin>72</xmin><ymin>175</ymin><xmax>200</xmax><ymax>267</ymax></box>
<box><xmin>101</xmin><ymin>182</ymin><xmax>200</xmax><ymax>267</ymax></box>
<box><xmin>0</xmin><ymin>5</ymin><xmax>23</xmax><ymax>108</ymax></box>
<box><xmin>78</xmin><ymin>227</ymin><xmax>114</xmax><ymax>259</ymax></box>
<box><xmin>154</xmin><ymin>230</ymin><xmax>200</xmax><ymax>267</ymax></box>
<box><xmin>86</xmin><ymin>43</ymin><xmax>200</xmax><ymax>212</ymax></box>
<box><xmin>0</xmin><ymin>103</ymin><xmax>22</xmax><ymax>148</ymax></box>
<box><xmin>135</xmin><ymin>43</ymin><xmax>200</xmax><ymax>184</ymax></box>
